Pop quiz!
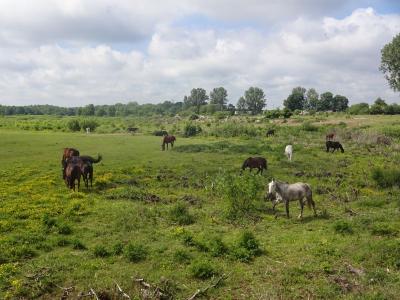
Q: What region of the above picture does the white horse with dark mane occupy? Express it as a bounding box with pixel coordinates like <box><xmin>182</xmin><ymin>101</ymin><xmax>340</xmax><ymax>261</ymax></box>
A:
<box><xmin>266</xmin><ymin>179</ymin><xmax>317</xmax><ymax>218</ymax></box>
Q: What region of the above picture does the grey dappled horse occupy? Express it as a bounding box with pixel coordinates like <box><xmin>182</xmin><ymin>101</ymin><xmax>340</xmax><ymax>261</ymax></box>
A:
<box><xmin>266</xmin><ymin>179</ymin><xmax>317</xmax><ymax>219</ymax></box>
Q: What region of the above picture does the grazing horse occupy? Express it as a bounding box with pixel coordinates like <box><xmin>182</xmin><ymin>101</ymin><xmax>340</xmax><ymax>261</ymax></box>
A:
<box><xmin>284</xmin><ymin>145</ymin><xmax>293</xmax><ymax>161</ymax></box>
<box><xmin>162</xmin><ymin>135</ymin><xmax>176</xmax><ymax>150</ymax></box>
<box><xmin>266</xmin><ymin>179</ymin><xmax>317</xmax><ymax>219</ymax></box>
<box><xmin>326</xmin><ymin>133</ymin><xmax>335</xmax><ymax>140</ymax></box>
<box><xmin>127</xmin><ymin>127</ymin><xmax>139</xmax><ymax>133</ymax></box>
<box><xmin>266</xmin><ymin>129</ymin><xmax>275</xmax><ymax>137</ymax></box>
<box><xmin>64</xmin><ymin>157</ymin><xmax>82</xmax><ymax>191</ymax></box>
<box><xmin>241</xmin><ymin>157</ymin><xmax>267</xmax><ymax>175</ymax></box>
<box><xmin>61</xmin><ymin>148</ymin><xmax>80</xmax><ymax>179</ymax></box>
<box><xmin>326</xmin><ymin>141</ymin><xmax>344</xmax><ymax>153</ymax></box>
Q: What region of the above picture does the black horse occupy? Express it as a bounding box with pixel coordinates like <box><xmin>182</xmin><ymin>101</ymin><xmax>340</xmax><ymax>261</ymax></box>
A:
<box><xmin>241</xmin><ymin>157</ymin><xmax>268</xmax><ymax>175</ymax></box>
<box><xmin>326</xmin><ymin>141</ymin><xmax>344</xmax><ymax>153</ymax></box>
<box><xmin>266</xmin><ymin>129</ymin><xmax>275</xmax><ymax>137</ymax></box>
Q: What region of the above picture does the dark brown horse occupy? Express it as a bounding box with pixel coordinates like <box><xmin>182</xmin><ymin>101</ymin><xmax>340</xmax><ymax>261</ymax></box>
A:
<box><xmin>241</xmin><ymin>157</ymin><xmax>267</xmax><ymax>175</ymax></box>
<box><xmin>162</xmin><ymin>135</ymin><xmax>176</xmax><ymax>150</ymax></box>
<box><xmin>64</xmin><ymin>157</ymin><xmax>82</xmax><ymax>191</ymax></box>
<box><xmin>326</xmin><ymin>133</ymin><xmax>335</xmax><ymax>140</ymax></box>
<box><xmin>326</xmin><ymin>141</ymin><xmax>344</xmax><ymax>153</ymax></box>
<box><xmin>61</xmin><ymin>148</ymin><xmax>80</xmax><ymax>179</ymax></box>
<box><xmin>266</xmin><ymin>129</ymin><xmax>275</xmax><ymax>137</ymax></box>
<box><xmin>81</xmin><ymin>161</ymin><xmax>93</xmax><ymax>188</ymax></box>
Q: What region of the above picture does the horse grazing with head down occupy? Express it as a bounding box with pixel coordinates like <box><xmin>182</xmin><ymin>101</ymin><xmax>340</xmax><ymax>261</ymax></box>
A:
<box><xmin>266</xmin><ymin>179</ymin><xmax>317</xmax><ymax>219</ymax></box>
<box><xmin>241</xmin><ymin>157</ymin><xmax>267</xmax><ymax>175</ymax></box>
<box><xmin>162</xmin><ymin>135</ymin><xmax>176</xmax><ymax>150</ymax></box>
<box><xmin>326</xmin><ymin>141</ymin><xmax>344</xmax><ymax>153</ymax></box>
<box><xmin>64</xmin><ymin>157</ymin><xmax>82</xmax><ymax>191</ymax></box>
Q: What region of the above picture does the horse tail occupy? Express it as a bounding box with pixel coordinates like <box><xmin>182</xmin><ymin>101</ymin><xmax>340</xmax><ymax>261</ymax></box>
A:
<box><xmin>305</xmin><ymin>184</ymin><xmax>313</xmax><ymax>208</ymax></box>
<box><xmin>91</xmin><ymin>154</ymin><xmax>102</xmax><ymax>163</ymax></box>
<box><xmin>339</xmin><ymin>143</ymin><xmax>344</xmax><ymax>153</ymax></box>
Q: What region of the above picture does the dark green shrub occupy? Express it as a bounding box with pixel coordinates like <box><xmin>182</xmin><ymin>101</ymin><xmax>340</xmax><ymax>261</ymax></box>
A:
<box><xmin>333</xmin><ymin>221</ymin><xmax>353</xmax><ymax>234</ymax></box>
<box><xmin>67</xmin><ymin>119</ymin><xmax>81</xmax><ymax>131</ymax></box>
<box><xmin>372</xmin><ymin>168</ymin><xmax>400</xmax><ymax>188</ymax></box>
<box><xmin>189</xmin><ymin>259</ymin><xmax>218</xmax><ymax>279</ymax></box>
<box><xmin>93</xmin><ymin>245</ymin><xmax>110</xmax><ymax>257</ymax></box>
<box><xmin>169</xmin><ymin>202</ymin><xmax>194</xmax><ymax>225</ymax></box>
<box><xmin>113</xmin><ymin>242</ymin><xmax>124</xmax><ymax>255</ymax></box>
<box><xmin>183</xmin><ymin>123</ymin><xmax>202</xmax><ymax>137</ymax></box>
<box><xmin>42</xmin><ymin>214</ymin><xmax>56</xmax><ymax>228</ymax></box>
<box><xmin>208</xmin><ymin>237</ymin><xmax>228</xmax><ymax>257</ymax></box>
<box><xmin>230</xmin><ymin>231</ymin><xmax>262</xmax><ymax>262</ymax></box>
<box><xmin>72</xmin><ymin>239</ymin><xmax>87</xmax><ymax>250</ymax></box>
<box><xmin>125</xmin><ymin>243</ymin><xmax>147</xmax><ymax>262</ymax></box>
<box><xmin>57</xmin><ymin>223</ymin><xmax>72</xmax><ymax>235</ymax></box>
<box><xmin>302</xmin><ymin>121</ymin><xmax>318</xmax><ymax>132</ymax></box>
<box><xmin>172</xmin><ymin>249</ymin><xmax>191</xmax><ymax>264</ymax></box>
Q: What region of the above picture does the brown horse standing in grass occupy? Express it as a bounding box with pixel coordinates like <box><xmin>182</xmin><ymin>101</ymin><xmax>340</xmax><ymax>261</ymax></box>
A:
<box><xmin>61</xmin><ymin>148</ymin><xmax>80</xmax><ymax>179</ymax></box>
<box><xmin>326</xmin><ymin>133</ymin><xmax>335</xmax><ymax>140</ymax></box>
<box><xmin>80</xmin><ymin>161</ymin><xmax>93</xmax><ymax>188</ymax></box>
<box><xmin>162</xmin><ymin>135</ymin><xmax>176</xmax><ymax>150</ymax></box>
<box><xmin>64</xmin><ymin>157</ymin><xmax>82</xmax><ymax>191</ymax></box>
<box><xmin>241</xmin><ymin>157</ymin><xmax>267</xmax><ymax>175</ymax></box>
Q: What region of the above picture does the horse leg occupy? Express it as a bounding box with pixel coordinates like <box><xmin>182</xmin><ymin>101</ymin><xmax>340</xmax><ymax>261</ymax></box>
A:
<box><xmin>298</xmin><ymin>199</ymin><xmax>304</xmax><ymax>219</ymax></box>
<box><xmin>285</xmin><ymin>201</ymin><xmax>290</xmax><ymax>218</ymax></box>
<box><xmin>309</xmin><ymin>196</ymin><xmax>317</xmax><ymax>216</ymax></box>
<box><xmin>171</xmin><ymin>142</ymin><xmax>174</xmax><ymax>148</ymax></box>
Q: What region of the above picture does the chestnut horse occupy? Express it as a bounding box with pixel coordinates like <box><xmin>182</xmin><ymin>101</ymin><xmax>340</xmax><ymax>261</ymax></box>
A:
<box><xmin>61</xmin><ymin>148</ymin><xmax>79</xmax><ymax>179</ymax></box>
<box><xmin>162</xmin><ymin>135</ymin><xmax>176</xmax><ymax>150</ymax></box>
<box><xmin>326</xmin><ymin>133</ymin><xmax>335</xmax><ymax>140</ymax></box>
<box><xmin>241</xmin><ymin>157</ymin><xmax>267</xmax><ymax>175</ymax></box>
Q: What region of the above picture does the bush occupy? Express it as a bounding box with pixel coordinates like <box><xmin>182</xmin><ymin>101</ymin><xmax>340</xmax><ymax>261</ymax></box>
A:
<box><xmin>214</xmin><ymin>173</ymin><xmax>264</xmax><ymax>221</ymax></box>
<box><xmin>72</xmin><ymin>239</ymin><xmax>87</xmax><ymax>250</ymax></box>
<box><xmin>172</xmin><ymin>249</ymin><xmax>191</xmax><ymax>264</ymax></box>
<box><xmin>183</xmin><ymin>123</ymin><xmax>202</xmax><ymax>137</ymax></box>
<box><xmin>113</xmin><ymin>242</ymin><xmax>124</xmax><ymax>255</ymax></box>
<box><xmin>80</xmin><ymin>119</ymin><xmax>99</xmax><ymax>132</ymax></box>
<box><xmin>189</xmin><ymin>259</ymin><xmax>218</xmax><ymax>279</ymax></box>
<box><xmin>231</xmin><ymin>231</ymin><xmax>262</xmax><ymax>262</ymax></box>
<box><xmin>208</xmin><ymin>236</ymin><xmax>228</xmax><ymax>257</ymax></box>
<box><xmin>333</xmin><ymin>221</ymin><xmax>353</xmax><ymax>234</ymax></box>
<box><xmin>372</xmin><ymin>167</ymin><xmax>400</xmax><ymax>188</ymax></box>
<box><xmin>93</xmin><ymin>245</ymin><xmax>110</xmax><ymax>257</ymax></box>
<box><xmin>189</xmin><ymin>114</ymin><xmax>199</xmax><ymax>120</ymax></box>
<box><xmin>125</xmin><ymin>243</ymin><xmax>147</xmax><ymax>262</ymax></box>
<box><xmin>169</xmin><ymin>202</ymin><xmax>194</xmax><ymax>225</ymax></box>
<box><xmin>302</xmin><ymin>121</ymin><xmax>318</xmax><ymax>132</ymax></box>
<box><xmin>57</xmin><ymin>223</ymin><xmax>72</xmax><ymax>235</ymax></box>
<box><xmin>67</xmin><ymin>119</ymin><xmax>81</xmax><ymax>131</ymax></box>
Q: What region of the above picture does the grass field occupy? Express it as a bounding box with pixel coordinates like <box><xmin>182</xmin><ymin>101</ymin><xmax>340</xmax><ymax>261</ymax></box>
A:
<box><xmin>1</xmin><ymin>115</ymin><xmax>400</xmax><ymax>299</ymax></box>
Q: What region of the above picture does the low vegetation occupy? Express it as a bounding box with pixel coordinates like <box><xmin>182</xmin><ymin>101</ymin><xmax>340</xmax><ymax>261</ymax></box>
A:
<box><xmin>0</xmin><ymin>114</ymin><xmax>400</xmax><ymax>299</ymax></box>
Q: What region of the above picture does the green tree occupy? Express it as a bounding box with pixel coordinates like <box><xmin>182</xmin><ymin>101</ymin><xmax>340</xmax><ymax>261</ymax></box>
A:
<box><xmin>242</xmin><ymin>87</ymin><xmax>266</xmax><ymax>115</ymax></box>
<box><xmin>380</xmin><ymin>33</ymin><xmax>400</xmax><ymax>91</ymax></box>
<box><xmin>348</xmin><ymin>103</ymin><xmax>370</xmax><ymax>115</ymax></box>
<box><xmin>236</xmin><ymin>97</ymin><xmax>246</xmax><ymax>112</ymax></box>
<box><xmin>209</xmin><ymin>87</ymin><xmax>228</xmax><ymax>111</ymax></box>
<box><xmin>305</xmin><ymin>88</ymin><xmax>319</xmax><ymax>110</ymax></box>
<box><xmin>184</xmin><ymin>88</ymin><xmax>209</xmax><ymax>113</ymax></box>
<box><xmin>332</xmin><ymin>95</ymin><xmax>349</xmax><ymax>112</ymax></box>
<box><xmin>82</xmin><ymin>104</ymin><xmax>95</xmax><ymax>116</ymax></box>
<box><xmin>370</xmin><ymin>98</ymin><xmax>388</xmax><ymax>114</ymax></box>
<box><xmin>319</xmin><ymin>92</ymin><xmax>334</xmax><ymax>111</ymax></box>
<box><xmin>284</xmin><ymin>87</ymin><xmax>306</xmax><ymax>111</ymax></box>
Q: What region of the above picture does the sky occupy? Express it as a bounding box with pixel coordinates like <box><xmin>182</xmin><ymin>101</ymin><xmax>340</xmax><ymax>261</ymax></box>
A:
<box><xmin>0</xmin><ymin>0</ymin><xmax>400</xmax><ymax>108</ymax></box>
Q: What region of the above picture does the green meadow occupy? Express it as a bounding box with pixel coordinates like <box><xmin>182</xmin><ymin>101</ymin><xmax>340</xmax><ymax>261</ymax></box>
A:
<box><xmin>1</xmin><ymin>114</ymin><xmax>400</xmax><ymax>299</ymax></box>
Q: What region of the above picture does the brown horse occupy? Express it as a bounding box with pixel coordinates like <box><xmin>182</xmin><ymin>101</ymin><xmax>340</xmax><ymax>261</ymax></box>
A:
<box><xmin>81</xmin><ymin>161</ymin><xmax>93</xmax><ymax>188</ymax></box>
<box><xmin>241</xmin><ymin>157</ymin><xmax>267</xmax><ymax>175</ymax></box>
<box><xmin>326</xmin><ymin>141</ymin><xmax>344</xmax><ymax>153</ymax></box>
<box><xmin>326</xmin><ymin>133</ymin><xmax>335</xmax><ymax>140</ymax></box>
<box><xmin>64</xmin><ymin>157</ymin><xmax>82</xmax><ymax>191</ymax></box>
<box><xmin>162</xmin><ymin>135</ymin><xmax>176</xmax><ymax>150</ymax></box>
<box><xmin>61</xmin><ymin>148</ymin><xmax>80</xmax><ymax>179</ymax></box>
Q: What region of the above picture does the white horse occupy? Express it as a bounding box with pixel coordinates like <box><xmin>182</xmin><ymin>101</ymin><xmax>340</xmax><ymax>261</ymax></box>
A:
<box><xmin>284</xmin><ymin>145</ymin><xmax>293</xmax><ymax>161</ymax></box>
<box><xmin>266</xmin><ymin>179</ymin><xmax>317</xmax><ymax>219</ymax></box>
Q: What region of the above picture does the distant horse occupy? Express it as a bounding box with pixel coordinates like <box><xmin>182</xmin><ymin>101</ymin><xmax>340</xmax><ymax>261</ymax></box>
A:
<box><xmin>266</xmin><ymin>129</ymin><xmax>275</xmax><ymax>137</ymax></box>
<box><xmin>284</xmin><ymin>145</ymin><xmax>293</xmax><ymax>161</ymax></box>
<box><xmin>326</xmin><ymin>133</ymin><xmax>335</xmax><ymax>140</ymax></box>
<box><xmin>61</xmin><ymin>148</ymin><xmax>80</xmax><ymax>179</ymax></box>
<box><xmin>162</xmin><ymin>135</ymin><xmax>176</xmax><ymax>150</ymax></box>
<box><xmin>153</xmin><ymin>130</ymin><xmax>168</xmax><ymax>136</ymax></box>
<box><xmin>241</xmin><ymin>157</ymin><xmax>267</xmax><ymax>175</ymax></box>
<box><xmin>266</xmin><ymin>179</ymin><xmax>317</xmax><ymax>218</ymax></box>
<box><xmin>64</xmin><ymin>157</ymin><xmax>82</xmax><ymax>191</ymax></box>
<box><xmin>326</xmin><ymin>141</ymin><xmax>344</xmax><ymax>153</ymax></box>
<box><xmin>127</xmin><ymin>127</ymin><xmax>139</xmax><ymax>133</ymax></box>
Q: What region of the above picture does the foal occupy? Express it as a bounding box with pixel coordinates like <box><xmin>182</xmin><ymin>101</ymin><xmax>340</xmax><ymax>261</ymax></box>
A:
<box><xmin>284</xmin><ymin>145</ymin><xmax>293</xmax><ymax>161</ymax></box>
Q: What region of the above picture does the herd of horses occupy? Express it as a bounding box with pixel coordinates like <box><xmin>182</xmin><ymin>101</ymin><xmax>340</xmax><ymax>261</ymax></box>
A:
<box><xmin>60</xmin><ymin>130</ymin><xmax>344</xmax><ymax>218</ymax></box>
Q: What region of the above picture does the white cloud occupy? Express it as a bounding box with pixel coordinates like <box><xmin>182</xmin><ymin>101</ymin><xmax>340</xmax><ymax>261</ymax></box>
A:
<box><xmin>0</xmin><ymin>3</ymin><xmax>399</xmax><ymax>107</ymax></box>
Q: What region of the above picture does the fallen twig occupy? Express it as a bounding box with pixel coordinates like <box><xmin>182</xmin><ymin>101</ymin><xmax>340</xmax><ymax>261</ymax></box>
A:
<box><xmin>187</xmin><ymin>273</ymin><xmax>229</xmax><ymax>300</ymax></box>
<box><xmin>115</xmin><ymin>281</ymin><xmax>131</xmax><ymax>299</ymax></box>
<box><xmin>346</xmin><ymin>263</ymin><xmax>364</xmax><ymax>276</ymax></box>
<box><xmin>57</xmin><ymin>285</ymin><xmax>74</xmax><ymax>300</ymax></box>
